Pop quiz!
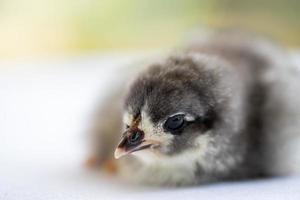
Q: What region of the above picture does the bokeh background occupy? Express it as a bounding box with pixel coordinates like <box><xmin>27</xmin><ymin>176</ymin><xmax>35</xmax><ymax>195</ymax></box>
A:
<box><xmin>0</xmin><ymin>0</ymin><xmax>299</xmax><ymax>60</ymax></box>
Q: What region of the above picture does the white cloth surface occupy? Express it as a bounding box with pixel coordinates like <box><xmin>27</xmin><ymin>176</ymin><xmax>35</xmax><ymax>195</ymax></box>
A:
<box><xmin>0</xmin><ymin>53</ymin><xmax>300</xmax><ymax>200</ymax></box>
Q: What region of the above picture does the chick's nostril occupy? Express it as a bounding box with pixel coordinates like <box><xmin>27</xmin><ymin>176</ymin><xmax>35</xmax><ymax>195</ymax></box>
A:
<box><xmin>128</xmin><ymin>131</ymin><xmax>144</xmax><ymax>145</ymax></box>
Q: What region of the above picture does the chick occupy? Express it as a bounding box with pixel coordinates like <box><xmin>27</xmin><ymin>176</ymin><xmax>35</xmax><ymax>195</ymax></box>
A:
<box><xmin>88</xmin><ymin>31</ymin><xmax>300</xmax><ymax>186</ymax></box>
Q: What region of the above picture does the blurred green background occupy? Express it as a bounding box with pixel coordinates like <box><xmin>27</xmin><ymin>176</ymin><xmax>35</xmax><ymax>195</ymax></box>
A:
<box><xmin>0</xmin><ymin>0</ymin><xmax>299</xmax><ymax>59</ymax></box>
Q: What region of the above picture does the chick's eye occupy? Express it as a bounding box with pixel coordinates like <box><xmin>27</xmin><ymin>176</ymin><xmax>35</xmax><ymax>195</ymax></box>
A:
<box><xmin>164</xmin><ymin>114</ymin><xmax>185</xmax><ymax>132</ymax></box>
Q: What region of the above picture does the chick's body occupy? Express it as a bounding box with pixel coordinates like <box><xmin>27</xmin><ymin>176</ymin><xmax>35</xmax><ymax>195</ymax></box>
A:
<box><xmin>89</xmin><ymin>32</ymin><xmax>300</xmax><ymax>186</ymax></box>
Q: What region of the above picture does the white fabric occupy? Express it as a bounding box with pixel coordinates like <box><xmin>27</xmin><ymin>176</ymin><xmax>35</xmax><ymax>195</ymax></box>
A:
<box><xmin>0</xmin><ymin>53</ymin><xmax>300</xmax><ymax>200</ymax></box>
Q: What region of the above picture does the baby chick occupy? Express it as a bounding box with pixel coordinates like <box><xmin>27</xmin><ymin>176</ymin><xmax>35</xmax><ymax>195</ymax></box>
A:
<box><xmin>88</xmin><ymin>31</ymin><xmax>300</xmax><ymax>186</ymax></box>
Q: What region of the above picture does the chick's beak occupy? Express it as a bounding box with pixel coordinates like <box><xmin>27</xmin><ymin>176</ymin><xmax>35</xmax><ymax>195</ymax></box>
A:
<box><xmin>114</xmin><ymin>130</ymin><xmax>160</xmax><ymax>159</ymax></box>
